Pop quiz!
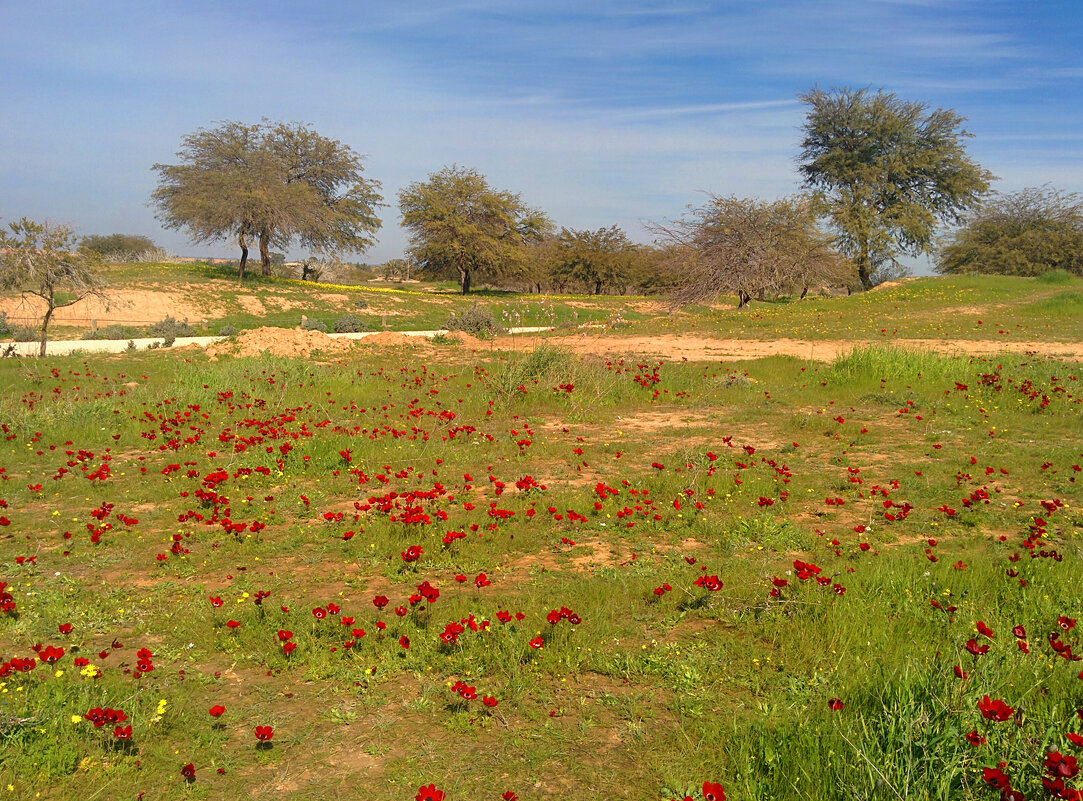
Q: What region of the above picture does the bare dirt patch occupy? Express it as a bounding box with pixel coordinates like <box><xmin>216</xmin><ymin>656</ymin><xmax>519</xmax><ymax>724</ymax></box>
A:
<box><xmin>204</xmin><ymin>327</ymin><xmax>357</xmax><ymax>359</ymax></box>
<box><xmin>0</xmin><ymin>289</ymin><xmax>221</xmax><ymax>327</ymax></box>
<box><xmin>354</xmin><ymin>332</ymin><xmax>424</xmax><ymax>348</ymax></box>
<box><xmin>509</xmin><ymin>333</ymin><xmax>1083</xmax><ymax>362</ymax></box>
<box><xmin>236</xmin><ymin>295</ymin><xmax>267</xmax><ymax>315</ymax></box>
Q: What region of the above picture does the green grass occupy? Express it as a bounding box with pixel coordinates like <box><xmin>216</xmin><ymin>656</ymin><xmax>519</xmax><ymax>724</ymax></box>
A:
<box><xmin>0</xmin><ymin>318</ymin><xmax>1080</xmax><ymax>799</ymax></box>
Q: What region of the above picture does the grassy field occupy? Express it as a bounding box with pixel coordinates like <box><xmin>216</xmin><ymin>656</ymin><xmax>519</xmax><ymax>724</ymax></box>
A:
<box><xmin>4</xmin><ymin>262</ymin><xmax>1083</xmax><ymax>345</ymax></box>
<box><xmin>0</xmin><ymin>280</ymin><xmax>1081</xmax><ymax>800</ymax></box>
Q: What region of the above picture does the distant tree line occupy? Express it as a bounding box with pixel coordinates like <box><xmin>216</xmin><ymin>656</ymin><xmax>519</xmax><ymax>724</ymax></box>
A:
<box><xmin>49</xmin><ymin>86</ymin><xmax>1071</xmax><ymax>308</ymax></box>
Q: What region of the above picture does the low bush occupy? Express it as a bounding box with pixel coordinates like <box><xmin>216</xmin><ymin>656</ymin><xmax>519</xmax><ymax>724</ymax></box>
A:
<box><xmin>148</xmin><ymin>316</ymin><xmax>195</xmax><ymax>338</ymax></box>
<box><xmin>445</xmin><ymin>305</ymin><xmax>503</xmax><ymax>338</ymax></box>
<box><xmin>82</xmin><ymin>324</ymin><xmax>141</xmax><ymax>341</ymax></box>
<box><xmin>333</xmin><ymin>313</ymin><xmax>368</xmax><ymax>333</ymax></box>
<box><xmin>301</xmin><ymin>317</ymin><xmax>328</xmax><ymax>333</ymax></box>
<box><xmin>217</xmin><ymin>324</ymin><xmax>239</xmax><ymax>337</ymax></box>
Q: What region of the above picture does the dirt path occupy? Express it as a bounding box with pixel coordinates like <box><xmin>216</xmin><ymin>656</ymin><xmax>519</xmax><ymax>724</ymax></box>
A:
<box><xmin>514</xmin><ymin>332</ymin><xmax>1083</xmax><ymax>361</ymax></box>
<box><xmin>7</xmin><ymin>325</ymin><xmax>1083</xmax><ymax>361</ymax></box>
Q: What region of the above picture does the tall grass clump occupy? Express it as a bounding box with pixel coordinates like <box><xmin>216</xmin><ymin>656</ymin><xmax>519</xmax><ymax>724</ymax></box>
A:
<box><xmin>828</xmin><ymin>345</ymin><xmax>961</xmax><ymax>384</ymax></box>
<box><xmin>493</xmin><ymin>345</ymin><xmax>623</xmax><ymax>408</ymax></box>
<box><xmin>1024</xmin><ymin>290</ymin><xmax>1083</xmax><ymax>317</ymax></box>
<box><xmin>1035</xmin><ymin>268</ymin><xmax>1078</xmax><ymax>285</ymax></box>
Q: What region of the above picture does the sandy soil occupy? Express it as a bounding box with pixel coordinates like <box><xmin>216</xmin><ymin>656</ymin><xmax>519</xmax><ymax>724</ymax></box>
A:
<box><xmin>0</xmin><ymin>289</ymin><xmax>220</xmax><ymax>326</ymax></box>
<box><xmin>204</xmin><ymin>327</ymin><xmax>358</xmax><ymax>360</ymax></box>
<box><xmin>200</xmin><ymin>327</ymin><xmax>492</xmax><ymax>360</ymax></box>
<box><xmin>517</xmin><ymin>333</ymin><xmax>1083</xmax><ymax>361</ymax></box>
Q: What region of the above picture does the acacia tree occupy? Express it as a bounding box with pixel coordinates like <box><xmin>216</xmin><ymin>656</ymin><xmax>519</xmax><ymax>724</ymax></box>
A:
<box><xmin>398</xmin><ymin>165</ymin><xmax>550</xmax><ymax>294</ymax></box>
<box><xmin>653</xmin><ymin>195</ymin><xmax>850</xmax><ymax>309</ymax></box>
<box><xmin>79</xmin><ymin>234</ymin><xmax>162</xmax><ymax>262</ymax></box>
<box><xmin>152</xmin><ymin>121</ymin><xmax>383</xmax><ymax>281</ymax></box>
<box><xmin>0</xmin><ymin>219</ymin><xmax>107</xmax><ymax>356</ymax></box>
<box><xmin>937</xmin><ymin>186</ymin><xmax>1083</xmax><ymax>276</ymax></box>
<box><xmin>798</xmin><ymin>87</ymin><xmax>994</xmax><ymax>289</ymax></box>
<box><xmin>552</xmin><ymin>226</ymin><xmax>638</xmax><ymax>295</ymax></box>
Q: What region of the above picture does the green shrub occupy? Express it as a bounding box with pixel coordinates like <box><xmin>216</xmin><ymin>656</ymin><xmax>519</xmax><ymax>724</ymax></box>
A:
<box><xmin>333</xmin><ymin>313</ymin><xmax>368</xmax><ymax>333</ymax></box>
<box><xmin>217</xmin><ymin>324</ymin><xmax>239</xmax><ymax>337</ymax></box>
<box><xmin>353</xmin><ymin>296</ymin><xmax>369</xmax><ymax>309</ymax></box>
<box><xmin>149</xmin><ymin>316</ymin><xmax>195</xmax><ymax>338</ymax></box>
<box><xmin>0</xmin><ymin>313</ymin><xmax>13</xmax><ymax>338</ymax></box>
<box><xmin>79</xmin><ymin>233</ymin><xmax>161</xmax><ymax>261</ymax></box>
<box><xmin>445</xmin><ymin>306</ymin><xmax>503</xmax><ymax>338</ymax></box>
<box><xmin>82</xmin><ymin>324</ymin><xmax>140</xmax><ymax>341</ymax></box>
<box><xmin>301</xmin><ymin>317</ymin><xmax>328</xmax><ymax>333</ymax></box>
<box><xmin>13</xmin><ymin>326</ymin><xmax>37</xmax><ymax>342</ymax></box>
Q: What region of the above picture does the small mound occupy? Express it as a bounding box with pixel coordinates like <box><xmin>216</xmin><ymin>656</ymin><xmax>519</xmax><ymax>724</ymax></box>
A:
<box><xmin>205</xmin><ymin>327</ymin><xmax>356</xmax><ymax>359</ymax></box>
<box><xmin>355</xmin><ymin>332</ymin><xmax>422</xmax><ymax>347</ymax></box>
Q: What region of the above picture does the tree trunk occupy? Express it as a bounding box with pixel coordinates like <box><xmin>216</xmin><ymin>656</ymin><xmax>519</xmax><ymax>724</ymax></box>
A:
<box><xmin>857</xmin><ymin>244</ymin><xmax>873</xmax><ymax>291</ymax></box>
<box><xmin>39</xmin><ymin>305</ymin><xmax>54</xmax><ymax>357</ymax></box>
<box><xmin>238</xmin><ymin>230</ymin><xmax>249</xmax><ymax>283</ymax></box>
<box><xmin>459</xmin><ymin>267</ymin><xmax>471</xmax><ymax>295</ymax></box>
<box><xmin>737</xmin><ymin>290</ymin><xmax>751</xmax><ymax>309</ymax></box>
<box><xmin>800</xmin><ymin>284</ymin><xmax>809</xmax><ymax>300</ymax></box>
<box><xmin>259</xmin><ymin>232</ymin><xmax>271</xmax><ymax>276</ymax></box>
<box><xmin>594</xmin><ymin>279</ymin><xmax>602</xmax><ymax>295</ymax></box>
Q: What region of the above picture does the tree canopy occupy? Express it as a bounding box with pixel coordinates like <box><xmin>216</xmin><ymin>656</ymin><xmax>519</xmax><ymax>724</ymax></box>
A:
<box><xmin>798</xmin><ymin>87</ymin><xmax>994</xmax><ymax>289</ymax></box>
<box><xmin>151</xmin><ymin>121</ymin><xmax>383</xmax><ymax>281</ymax></box>
<box><xmin>398</xmin><ymin>165</ymin><xmax>550</xmax><ymax>294</ymax></box>
<box><xmin>551</xmin><ymin>226</ymin><xmax>639</xmax><ymax>295</ymax></box>
<box><xmin>936</xmin><ymin>186</ymin><xmax>1083</xmax><ymax>277</ymax></box>
<box><xmin>654</xmin><ymin>195</ymin><xmax>852</xmax><ymax>309</ymax></box>
<box><xmin>0</xmin><ymin>218</ymin><xmax>106</xmax><ymax>356</ymax></box>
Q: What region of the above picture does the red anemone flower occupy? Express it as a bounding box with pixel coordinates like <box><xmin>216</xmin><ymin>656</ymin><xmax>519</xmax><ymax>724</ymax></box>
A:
<box><xmin>827</xmin><ymin>698</ymin><xmax>844</xmax><ymax>711</ymax></box>
<box><xmin>254</xmin><ymin>725</ymin><xmax>274</xmax><ymax>741</ymax></box>
<box><xmin>702</xmin><ymin>781</ymin><xmax>726</xmax><ymax>801</ymax></box>
<box><xmin>415</xmin><ymin>784</ymin><xmax>445</xmax><ymax>801</ymax></box>
<box><xmin>978</xmin><ymin>695</ymin><xmax>1014</xmax><ymax>722</ymax></box>
<box><xmin>981</xmin><ymin>765</ymin><xmax>1010</xmax><ymax>790</ymax></box>
<box><xmin>209</xmin><ymin>705</ymin><xmax>225</xmax><ymax>717</ymax></box>
<box><xmin>181</xmin><ymin>763</ymin><xmax>196</xmax><ymax>781</ymax></box>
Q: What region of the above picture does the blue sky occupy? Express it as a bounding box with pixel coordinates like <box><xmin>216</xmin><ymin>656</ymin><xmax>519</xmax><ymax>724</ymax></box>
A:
<box><xmin>1</xmin><ymin>0</ymin><xmax>1080</xmax><ymax>269</ymax></box>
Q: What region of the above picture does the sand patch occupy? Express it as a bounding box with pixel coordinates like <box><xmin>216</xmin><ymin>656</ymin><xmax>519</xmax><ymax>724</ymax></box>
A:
<box><xmin>509</xmin><ymin>333</ymin><xmax>1083</xmax><ymax>362</ymax></box>
<box><xmin>236</xmin><ymin>295</ymin><xmax>267</xmax><ymax>315</ymax></box>
<box><xmin>0</xmin><ymin>289</ymin><xmax>221</xmax><ymax>327</ymax></box>
<box><xmin>204</xmin><ymin>327</ymin><xmax>356</xmax><ymax>359</ymax></box>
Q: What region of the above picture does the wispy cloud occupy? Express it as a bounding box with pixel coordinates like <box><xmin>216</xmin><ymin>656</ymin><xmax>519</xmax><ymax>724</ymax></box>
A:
<box><xmin>0</xmin><ymin>0</ymin><xmax>1079</xmax><ymax>262</ymax></box>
